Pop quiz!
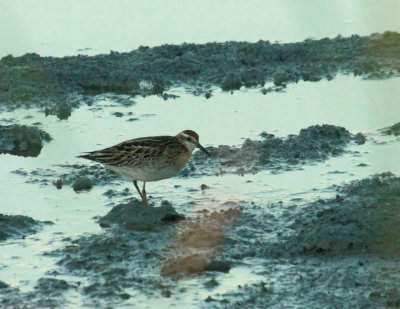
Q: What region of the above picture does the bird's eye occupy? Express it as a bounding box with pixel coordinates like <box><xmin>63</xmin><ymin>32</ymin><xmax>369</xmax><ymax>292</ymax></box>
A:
<box><xmin>186</xmin><ymin>137</ymin><xmax>191</xmax><ymax>141</ymax></box>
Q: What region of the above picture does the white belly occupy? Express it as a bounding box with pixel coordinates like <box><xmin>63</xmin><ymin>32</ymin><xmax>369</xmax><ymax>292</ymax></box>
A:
<box><xmin>105</xmin><ymin>164</ymin><xmax>182</xmax><ymax>182</ymax></box>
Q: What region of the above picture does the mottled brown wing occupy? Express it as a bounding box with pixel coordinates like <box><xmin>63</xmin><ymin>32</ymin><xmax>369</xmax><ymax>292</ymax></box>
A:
<box><xmin>78</xmin><ymin>136</ymin><xmax>180</xmax><ymax>167</ymax></box>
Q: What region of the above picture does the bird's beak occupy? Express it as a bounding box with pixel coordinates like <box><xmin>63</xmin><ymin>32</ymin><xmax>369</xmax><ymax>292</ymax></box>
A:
<box><xmin>197</xmin><ymin>143</ymin><xmax>211</xmax><ymax>157</ymax></box>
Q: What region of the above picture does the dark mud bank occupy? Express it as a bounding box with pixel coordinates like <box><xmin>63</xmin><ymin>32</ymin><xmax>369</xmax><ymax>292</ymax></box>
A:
<box><xmin>1</xmin><ymin>32</ymin><xmax>400</xmax><ymax>116</ymax></box>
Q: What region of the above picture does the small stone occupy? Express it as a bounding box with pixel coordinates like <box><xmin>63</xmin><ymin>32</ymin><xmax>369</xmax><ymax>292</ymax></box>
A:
<box><xmin>54</xmin><ymin>179</ymin><xmax>63</xmax><ymax>190</ymax></box>
<box><xmin>204</xmin><ymin>278</ymin><xmax>219</xmax><ymax>289</ymax></box>
<box><xmin>200</xmin><ymin>184</ymin><xmax>209</xmax><ymax>190</ymax></box>
<box><xmin>205</xmin><ymin>296</ymin><xmax>216</xmax><ymax>302</ymax></box>
<box><xmin>120</xmin><ymin>293</ymin><xmax>130</xmax><ymax>299</ymax></box>
<box><xmin>113</xmin><ymin>112</ymin><xmax>123</xmax><ymax>117</ymax></box>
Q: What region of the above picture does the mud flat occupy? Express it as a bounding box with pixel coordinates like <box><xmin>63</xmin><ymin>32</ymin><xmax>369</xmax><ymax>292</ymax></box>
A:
<box><xmin>1</xmin><ymin>32</ymin><xmax>400</xmax><ymax>117</ymax></box>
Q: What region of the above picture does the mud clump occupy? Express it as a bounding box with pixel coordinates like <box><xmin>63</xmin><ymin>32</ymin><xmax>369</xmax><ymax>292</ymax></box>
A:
<box><xmin>185</xmin><ymin>124</ymin><xmax>365</xmax><ymax>176</ymax></box>
<box><xmin>72</xmin><ymin>176</ymin><xmax>93</xmax><ymax>192</ymax></box>
<box><xmin>0</xmin><ymin>214</ymin><xmax>53</xmax><ymax>241</ymax></box>
<box><xmin>0</xmin><ymin>124</ymin><xmax>51</xmax><ymax>157</ymax></box>
<box><xmin>34</xmin><ymin>278</ymin><xmax>72</xmax><ymax>297</ymax></box>
<box><xmin>379</xmin><ymin>121</ymin><xmax>400</xmax><ymax>136</ymax></box>
<box><xmin>99</xmin><ymin>200</ymin><xmax>184</xmax><ymax>230</ymax></box>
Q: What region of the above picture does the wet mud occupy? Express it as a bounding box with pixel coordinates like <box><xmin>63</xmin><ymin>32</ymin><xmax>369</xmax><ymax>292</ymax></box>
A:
<box><xmin>0</xmin><ymin>124</ymin><xmax>51</xmax><ymax>157</ymax></box>
<box><xmin>3</xmin><ymin>174</ymin><xmax>399</xmax><ymax>308</ymax></box>
<box><xmin>0</xmin><ymin>214</ymin><xmax>53</xmax><ymax>241</ymax></box>
<box><xmin>1</xmin><ymin>32</ymin><xmax>400</xmax><ymax>117</ymax></box>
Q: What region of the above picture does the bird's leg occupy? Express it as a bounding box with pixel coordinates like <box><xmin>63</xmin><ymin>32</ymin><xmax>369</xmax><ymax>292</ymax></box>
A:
<box><xmin>142</xmin><ymin>182</ymin><xmax>148</xmax><ymax>206</ymax></box>
<box><xmin>133</xmin><ymin>180</ymin><xmax>145</xmax><ymax>203</ymax></box>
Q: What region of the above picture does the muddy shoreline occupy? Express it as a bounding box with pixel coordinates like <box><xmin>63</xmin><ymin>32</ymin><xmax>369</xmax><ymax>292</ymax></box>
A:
<box><xmin>1</xmin><ymin>32</ymin><xmax>400</xmax><ymax>308</ymax></box>
<box><xmin>1</xmin><ymin>32</ymin><xmax>400</xmax><ymax>118</ymax></box>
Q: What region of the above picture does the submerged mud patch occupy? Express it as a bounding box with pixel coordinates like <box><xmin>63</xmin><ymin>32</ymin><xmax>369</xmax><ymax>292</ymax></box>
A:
<box><xmin>1</xmin><ymin>32</ymin><xmax>400</xmax><ymax>116</ymax></box>
<box><xmin>0</xmin><ymin>214</ymin><xmax>53</xmax><ymax>241</ymax></box>
<box><xmin>184</xmin><ymin>124</ymin><xmax>365</xmax><ymax>176</ymax></box>
<box><xmin>0</xmin><ymin>124</ymin><xmax>51</xmax><ymax>157</ymax></box>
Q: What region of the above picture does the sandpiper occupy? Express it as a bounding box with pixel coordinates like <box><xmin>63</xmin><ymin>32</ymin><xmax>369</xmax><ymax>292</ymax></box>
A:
<box><xmin>78</xmin><ymin>130</ymin><xmax>210</xmax><ymax>205</ymax></box>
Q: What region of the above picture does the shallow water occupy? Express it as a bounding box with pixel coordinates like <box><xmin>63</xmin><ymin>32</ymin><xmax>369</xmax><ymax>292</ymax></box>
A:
<box><xmin>1</xmin><ymin>75</ymin><xmax>400</xmax><ymax>307</ymax></box>
<box><xmin>1</xmin><ymin>0</ymin><xmax>400</xmax><ymax>57</ymax></box>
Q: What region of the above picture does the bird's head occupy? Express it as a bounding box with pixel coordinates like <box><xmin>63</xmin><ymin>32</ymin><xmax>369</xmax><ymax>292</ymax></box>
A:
<box><xmin>176</xmin><ymin>130</ymin><xmax>211</xmax><ymax>156</ymax></box>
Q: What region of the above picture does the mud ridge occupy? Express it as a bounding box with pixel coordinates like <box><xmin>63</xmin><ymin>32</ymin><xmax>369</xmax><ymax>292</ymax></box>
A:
<box><xmin>1</xmin><ymin>32</ymin><xmax>400</xmax><ymax>117</ymax></box>
<box><xmin>184</xmin><ymin>124</ymin><xmax>365</xmax><ymax>176</ymax></box>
